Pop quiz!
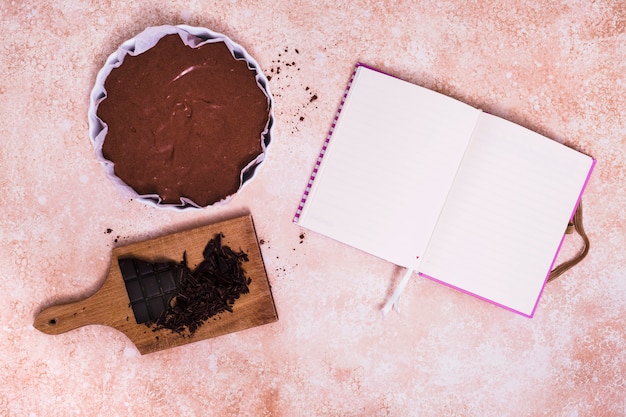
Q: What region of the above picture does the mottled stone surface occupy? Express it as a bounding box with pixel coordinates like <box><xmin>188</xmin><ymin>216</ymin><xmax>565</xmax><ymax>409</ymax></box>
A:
<box><xmin>1</xmin><ymin>1</ymin><xmax>624</xmax><ymax>416</ymax></box>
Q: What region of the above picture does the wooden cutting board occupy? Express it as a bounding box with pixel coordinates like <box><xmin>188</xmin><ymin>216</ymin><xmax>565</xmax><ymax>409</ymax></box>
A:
<box><xmin>34</xmin><ymin>214</ymin><xmax>278</xmax><ymax>355</ymax></box>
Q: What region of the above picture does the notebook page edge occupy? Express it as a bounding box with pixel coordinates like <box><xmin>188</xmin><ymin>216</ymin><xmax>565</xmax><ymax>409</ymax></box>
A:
<box><xmin>293</xmin><ymin>64</ymin><xmax>362</xmax><ymax>224</ymax></box>
<box><xmin>526</xmin><ymin>157</ymin><xmax>595</xmax><ymax>317</ymax></box>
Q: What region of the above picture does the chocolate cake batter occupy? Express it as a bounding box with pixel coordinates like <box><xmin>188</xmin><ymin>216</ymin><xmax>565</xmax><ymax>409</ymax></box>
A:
<box><xmin>97</xmin><ymin>34</ymin><xmax>270</xmax><ymax>207</ymax></box>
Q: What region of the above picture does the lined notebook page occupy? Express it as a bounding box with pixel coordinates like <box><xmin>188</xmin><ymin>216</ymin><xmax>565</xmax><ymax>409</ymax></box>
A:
<box><xmin>297</xmin><ymin>66</ymin><xmax>481</xmax><ymax>269</ymax></box>
<box><xmin>421</xmin><ymin>113</ymin><xmax>594</xmax><ymax>316</ymax></box>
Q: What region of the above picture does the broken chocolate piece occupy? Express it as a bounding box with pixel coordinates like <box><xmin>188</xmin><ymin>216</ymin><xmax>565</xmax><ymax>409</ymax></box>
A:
<box><xmin>118</xmin><ymin>258</ymin><xmax>185</xmax><ymax>324</ymax></box>
<box><xmin>117</xmin><ymin>233</ymin><xmax>251</xmax><ymax>336</ymax></box>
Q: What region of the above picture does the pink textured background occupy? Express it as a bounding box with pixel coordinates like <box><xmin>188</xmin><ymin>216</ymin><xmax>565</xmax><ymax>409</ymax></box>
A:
<box><xmin>1</xmin><ymin>1</ymin><xmax>625</xmax><ymax>416</ymax></box>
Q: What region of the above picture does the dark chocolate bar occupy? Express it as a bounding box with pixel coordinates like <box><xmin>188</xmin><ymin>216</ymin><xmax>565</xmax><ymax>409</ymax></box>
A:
<box><xmin>117</xmin><ymin>233</ymin><xmax>251</xmax><ymax>336</ymax></box>
<box><xmin>118</xmin><ymin>258</ymin><xmax>183</xmax><ymax>324</ymax></box>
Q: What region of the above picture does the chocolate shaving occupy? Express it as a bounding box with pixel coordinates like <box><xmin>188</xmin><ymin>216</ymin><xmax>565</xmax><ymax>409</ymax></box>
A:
<box><xmin>152</xmin><ymin>233</ymin><xmax>251</xmax><ymax>336</ymax></box>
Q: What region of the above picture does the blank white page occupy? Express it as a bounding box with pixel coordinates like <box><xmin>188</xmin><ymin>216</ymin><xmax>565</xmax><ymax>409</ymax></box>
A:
<box><xmin>297</xmin><ymin>66</ymin><xmax>481</xmax><ymax>269</ymax></box>
<box><xmin>421</xmin><ymin>113</ymin><xmax>594</xmax><ymax>316</ymax></box>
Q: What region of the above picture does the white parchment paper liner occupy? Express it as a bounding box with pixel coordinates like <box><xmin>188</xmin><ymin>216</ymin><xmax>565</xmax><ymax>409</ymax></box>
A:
<box><xmin>88</xmin><ymin>25</ymin><xmax>274</xmax><ymax>210</ymax></box>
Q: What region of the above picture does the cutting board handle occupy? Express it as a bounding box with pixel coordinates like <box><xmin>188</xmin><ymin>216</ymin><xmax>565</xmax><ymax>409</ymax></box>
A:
<box><xmin>33</xmin><ymin>269</ymin><xmax>129</xmax><ymax>335</ymax></box>
<box><xmin>34</xmin><ymin>296</ymin><xmax>103</xmax><ymax>335</ymax></box>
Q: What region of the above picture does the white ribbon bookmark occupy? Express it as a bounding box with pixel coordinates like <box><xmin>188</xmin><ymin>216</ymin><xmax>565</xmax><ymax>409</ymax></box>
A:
<box><xmin>382</xmin><ymin>264</ymin><xmax>419</xmax><ymax>315</ymax></box>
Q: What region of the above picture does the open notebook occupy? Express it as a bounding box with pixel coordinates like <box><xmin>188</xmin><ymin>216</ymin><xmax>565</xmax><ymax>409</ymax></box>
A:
<box><xmin>294</xmin><ymin>64</ymin><xmax>595</xmax><ymax>317</ymax></box>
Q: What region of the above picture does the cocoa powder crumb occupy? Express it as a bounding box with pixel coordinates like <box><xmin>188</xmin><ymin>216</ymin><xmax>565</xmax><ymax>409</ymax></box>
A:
<box><xmin>265</xmin><ymin>46</ymin><xmax>319</xmax><ymax>133</ymax></box>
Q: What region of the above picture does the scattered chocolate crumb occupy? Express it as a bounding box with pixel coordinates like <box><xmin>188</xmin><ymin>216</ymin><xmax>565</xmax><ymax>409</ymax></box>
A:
<box><xmin>105</xmin><ymin>228</ymin><xmax>113</xmax><ymax>234</ymax></box>
<box><xmin>265</xmin><ymin>46</ymin><xmax>319</xmax><ymax>133</ymax></box>
<box><xmin>259</xmin><ymin>239</ymin><xmax>265</xmax><ymax>245</ymax></box>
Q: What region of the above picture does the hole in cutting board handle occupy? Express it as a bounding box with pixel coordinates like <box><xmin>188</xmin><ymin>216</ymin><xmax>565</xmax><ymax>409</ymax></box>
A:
<box><xmin>48</xmin><ymin>319</ymin><xmax>57</xmax><ymax>325</ymax></box>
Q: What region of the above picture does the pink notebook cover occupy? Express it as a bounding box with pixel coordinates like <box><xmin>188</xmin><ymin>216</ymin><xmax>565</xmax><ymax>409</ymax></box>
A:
<box><xmin>293</xmin><ymin>63</ymin><xmax>596</xmax><ymax>317</ymax></box>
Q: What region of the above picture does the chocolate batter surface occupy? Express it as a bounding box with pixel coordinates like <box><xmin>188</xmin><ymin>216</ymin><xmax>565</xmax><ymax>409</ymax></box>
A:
<box><xmin>97</xmin><ymin>34</ymin><xmax>269</xmax><ymax>207</ymax></box>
